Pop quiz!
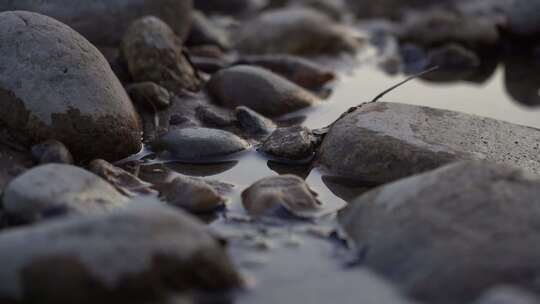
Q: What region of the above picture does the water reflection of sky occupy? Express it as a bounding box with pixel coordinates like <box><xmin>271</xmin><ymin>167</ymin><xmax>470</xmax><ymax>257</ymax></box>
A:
<box><xmin>298</xmin><ymin>65</ymin><xmax>540</xmax><ymax>130</ymax></box>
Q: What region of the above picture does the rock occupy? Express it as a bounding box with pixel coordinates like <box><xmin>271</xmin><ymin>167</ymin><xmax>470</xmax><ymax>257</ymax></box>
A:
<box><xmin>290</xmin><ymin>0</ymin><xmax>349</xmax><ymax>21</ymax></box>
<box><xmin>235</xmin><ymin>8</ymin><xmax>361</xmax><ymax>55</ymax></box>
<box><xmin>340</xmin><ymin>161</ymin><xmax>540</xmax><ymax>304</ymax></box>
<box><xmin>235</xmin><ymin>106</ymin><xmax>276</xmax><ymax>136</ymax></box>
<box><xmin>151</xmin><ymin>128</ymin><xmax>249</xmax><ymax>161</ymax></box>
<box><xmin>0</xmin><ymin>11</ymin><xmax>141</xmax><ymax>161</ymax></box>
<box><xmin>121</xmin><ymin>16</ymin><xmax>201</xmax><ymax>93</ymax></box>
<box><xmin>186</xmin><ymin>11</ymin><xmax>231</xmax><ymax>50</ymax></box>
<box><xmin>346</xmin><ymin>0</ymin><xmax>447</xmax><ymax>18</ymax></box>
<box><xmin>474</xmin><ymin>286</ymin><xmax>540</xmax><ymax>304</ymax></box>
<box><xmin>31</xmin><ymin>140</ymin><xmax>73</xmax><ymax>165</ymax></box>
<box><xmin>195</xmin><ymin>105</ymin><xmax>235</xmax><ymax>127</ymax></box>
<box><xmin>399</xmin><ymin>43</ymin><xmax>429</xmax><ymax>74</ymax></box>
<box><xmin>318</xmin><ymin>102</ymin><xmax>540</xmax><ymax>184</ymax></box>
<box><xmin>398</xmin><ymin>10</ymin><xmax>500</xmax><ymax>49</ymax></box>
<box><xmin>195</xmin><ymin>0</ymin><xmax>264</xmax><ymax>16</ymax></box>
<box><xmin>208</xmin><ymin>65</ymin><xmax>319</xmax><ymax>117</ymax></box>
<box><xmin>504</xmin><ymin>55</ymin><xmax>540</xmax><ymax>106</ymax></box>
<box><xmin>2</xmin><ymin>164</ymin><xmax>128</xmax><ymax>224</ymax></box>
<box><xmin>0</xmin><ymin>0</ymin><xmax>194</xmax><ymax>46</ymax></box>
<box><xmin>505</xmin><ymin>0</ymin><xmax>540</xmax><ymax>37</ymax></box>
<box><xmin>242</xmin><ymin>175</ymin><xmax>322</xmax><ymax>218</ymax></box>
<box><xmin>88</xmin><ymin>159</ymin><xmax>157</xmax><ymax>197</ymax></box>
<box><xmin>127</xmin><ymin>82</ymin><xmax>171</xmax><ymax>110</ymax></box>
<box><xmin>234</xmin><ymin>54</ymin><xmax>336</xmax><ymax>89</ymax></box>
<box><xmin>426</xmin><ymin>43</ymin><xmax>480</xmax><ymax>70</ymax></box>
<box><xmin>260</xmin><ymin>126</ymin><xmax>315</xmax><ymax>161</ymax></box>
<box><xmin>160</xmin><ymin>176</ymin><xmax>226</xmax><ymax>213</ymax></box>
<box><xmin>0</xmin><ymin>201</ymin><xmax>242</xmax><ymax>303</ymax></box>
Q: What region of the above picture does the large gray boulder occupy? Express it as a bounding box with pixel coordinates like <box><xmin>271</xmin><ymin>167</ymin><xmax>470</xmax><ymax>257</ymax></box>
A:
<box><xmin>340</xmin><ymin>161</ymin><xmax>540</xmax><ymax>304</ymax></box>
<box><xmin>0</xmin><ymin>11</ymin><xmax>141</xmax><ymax>161</ymax></box>
<box><xmin>2</xmin><ymin>164</ymin><xmax>128</xmax><ymax>223</ymax></box>
<box><xmin>318</xmin><ymin>102</ymin><xmax>540</xmax><ymax>184</ymax></box>
<box><xmin>0</xmin><ymin>201</ymin><xmax>242</xmax><ymax>303</ymax></box>
<box><xmin>0</xmin><ymin>0</ymin><xmax>193</xmax><ymax>46</ymax></box>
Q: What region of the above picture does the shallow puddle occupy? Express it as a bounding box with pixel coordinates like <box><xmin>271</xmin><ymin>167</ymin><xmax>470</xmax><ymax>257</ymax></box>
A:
<box><xmin>140</xmin><ymin>50</ymin><xmax>540</xmax><ymax>302</ymax></box>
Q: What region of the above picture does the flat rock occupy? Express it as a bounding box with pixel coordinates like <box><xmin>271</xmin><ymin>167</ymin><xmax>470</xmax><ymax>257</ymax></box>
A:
<box><xmin>2</xmin><ymin>164</ymin><xmax>128</xmax><ymax>224</ymax></box>
<box><xmin>340</xmin><ymin>161</ymin><xmax>540</xmax><ymax>304</ymax></box>
<box><xmin>318</xmin><ymin>102</ymin><xmax>540</xmax><ymax>184</ymax></box>
<box><xmin>242</xmin><ymin>175</ymin><xmax>322</xmax><ymax>218</ymax></box>
<box><xmin>208</xmin><ymin>65</ymin><xmax>319</xmax><ymax>117</ymax></box>
<box><xmin>88</xmin><ymin>159</ymin><xmax>157</xmax><ymax>197</ymax></box>
<box><xmin>0</xmin><ymin>0</ymin><xmax>193</xmax><ymax>46</ymax></box>
<box><xmin>234</xmin><ymin>8</ymin><xmax>361</xmax><ymax>55</ymax></box>
<box><xmin>151</xmin><ymin>127</ymin><xmax>249</xmax><ymax>161</ymax></box>
<box><xmin>0</xmin><ymin>11</ymin><xmax>141</xmax><ymax>161</ymax></box>
<box><xmin>0</xmin><ymin>201</ymin><xmax>242</xmax><ymax>303</ymax></box>
<box><xmin>122</xmin><ymin>16</ymin><xmax>201</xmax><ymax>93</ymax></box>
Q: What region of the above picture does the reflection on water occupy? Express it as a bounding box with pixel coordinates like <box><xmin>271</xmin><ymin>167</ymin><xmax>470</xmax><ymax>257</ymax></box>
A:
<box><xmin>141</xmin><ymin>53</ymin><xmax>540</xmax><ymax>302</ymax></box>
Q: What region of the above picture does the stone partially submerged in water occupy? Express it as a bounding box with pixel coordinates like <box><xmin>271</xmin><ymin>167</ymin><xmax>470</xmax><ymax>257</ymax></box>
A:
<box><xmin>160</xmin><ymin>175</ymin><xmax>227</xmax><ymax>213</ymax></box>
<box><xmin>0</xmin><ymin>201</ymin><xmax>243</xmax><ymax>303</ymax></box>
<box><xmin>242</xmin><ymin>175</ymin><xmax>322</xmax><ymax>218</ymax></box>
<box><xmin>208</xmin><ymin>65</ymin><xmax>319</xmax><ymax>117</ymax></box>
<box><xmin>260</xmin><ymin>126</ymin><xmax>315</xmax><ymax>161</ymax></box>
<box><xmin>2</xmin><ymin>164</ymin><xmax>128</xmax><ymax>224</ymax></box>
<box><xmin>340</xmin><ymin>161</ymin><xmax>540</xmax><ymax>304</ymax></box>
<box><xmin>0</xmin><ymin>11</ymin><xmax>142</xmax><ymax>161</ymax></box>
<box><xmin>151</xmin><ymin>127</ymin><xmax>250</xmax><ymax>161</ymax></box>
<box><xmin>0</xmin><ymin>0</ymin><xmax>194</xmax><ymax>46</ymax></box>
<box><xmin>318</xmin><ymin>102</ymin><xmax>540</xmax><ymax>184</ymax></box>
<box><xmin>234</xmin><ymin>8</ymin><xmax>362</xmax><ymax>55</ymax></box>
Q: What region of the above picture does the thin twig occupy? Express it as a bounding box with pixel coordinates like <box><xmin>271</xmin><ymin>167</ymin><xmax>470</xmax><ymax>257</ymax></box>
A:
<box><xmin>369</xmin><ymin>66</ymin><xmax>439</xmax><ymax>103</ymax></box>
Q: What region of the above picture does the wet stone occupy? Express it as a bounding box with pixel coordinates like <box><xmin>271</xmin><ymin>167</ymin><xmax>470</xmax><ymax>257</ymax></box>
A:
<box><xmin>260</xmin><ymin>126</ymin><xmax>315</xmax><ymax>161</ymax></box>
<box><xmin>427</xmin><ymin>43</ymin><xmax>481</xmax><ymax>70</ymax></box>
<box><xmin>88</xmin><ymin>159</ymin><xmax>158</xmax><ymax>197</ymax></box>
<box><xmin>31</xmin><ymin>140</ymin><xmax>73</xmax><ymax>165</ymax></box>
<box><xmin>160</xmin><ymin>175</ymin><xmax>227</xmax><ymax>213</ymax></box>
<box><xmin>0</xmin><ymin>201</ymin><xmax>243</xmax><ymax>304</ymax></box>
<box><xmin>186</xmin><ymin>10</ymin><xmax>231</xmax><ymax>50</ymax></box>
<box><xmin>195</xmin><ymin>105</ymin><xmax>235</xmax><ymax>128</ymax></box>
<box><xmin>234</xmin><ymin>55</ymin><xmax>336</xmax><ymax>89</ymax></box>
<box><xmin>398</xmin><ymin>10</ymin><xmax>500</xmax><ymax>49</ymax></box>
<box><xmin>242</xmin><ymin>175</ymin><xmax>322</xmax><ymax>219</ymax></box>
<box><xmin>2</xmin><ymin>164</ymin><xmax>128</xmax><ymax>224</ymax></box>
<box><xmin>0</xmin><ymin>0</ymin><xmax>194</xmax><ymax>46</ymax></box>
<box><xmin>127</xmin><ymin>82</ymin><xmax>171</xmax><ymax>110</ymax></box>
<box><xmin>208</xmin><ymin>65</ymin><xmax>319</xmax><ymax>117</ymax></box>
<box><xmin>235</xmin><ymin>106</ymin><xmax>276</xmax><ymax>136</ymax></box>
<box><xmin>474</xmin><ymin>286</ymin><xmax>540</xmax><ymax>304</ymax></box>
<box><xmin>235</xmin><ymin>8</ymin><xmax>361</xmax><ymax>55</ymax></box>
<box><xmin>318</xmin><ymin>102</ymin><xmax>540</xmax><ymax>184</ymax></box>
<box><xmin>121</xmin><ymin>16</ymin><xmax>201</xmax><ymax>93</ymax></box>
<box><xmin>0</xmin><ymin>11</ymin><xmax>142</xmax><ymax>161</ymax></box>
<box><xmin>151</xmin><ymin>127</ymin><xmax>250</xmax><ymax>161</ymax></box>
<box><xmin>340</xmin><ymin>161</ymin><xmax>540</xmax><ymax>304</ymax></box>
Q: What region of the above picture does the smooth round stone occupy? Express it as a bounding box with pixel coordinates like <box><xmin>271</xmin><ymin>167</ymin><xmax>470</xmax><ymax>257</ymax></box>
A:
<box><xmin>208</xmin><ymin>65</ymin><xmax>319</xmax><ymax>117</ymax></box>
<box><xmin>151</xmin><ymin>127</ymin><xmax>250</xmax><ymax>161</ymax></box>
<box><xmin>0</xmin><ymin>0</ymin><xmax>194</xmax><ymax>46</ymax></box>
<box><xmin>0</xmin><ymin>200</ymin><xmax>242</xmax><ymax>303</ymax></box>
<box><xmin>0</xmin><ymin>11</ymin><xmax>141</xmax><ymax>161</ymax></box>
<box><xmin>2</xmin><ymin>164</ymin><xmax>128</xmax><ymax>224</ymax></box>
